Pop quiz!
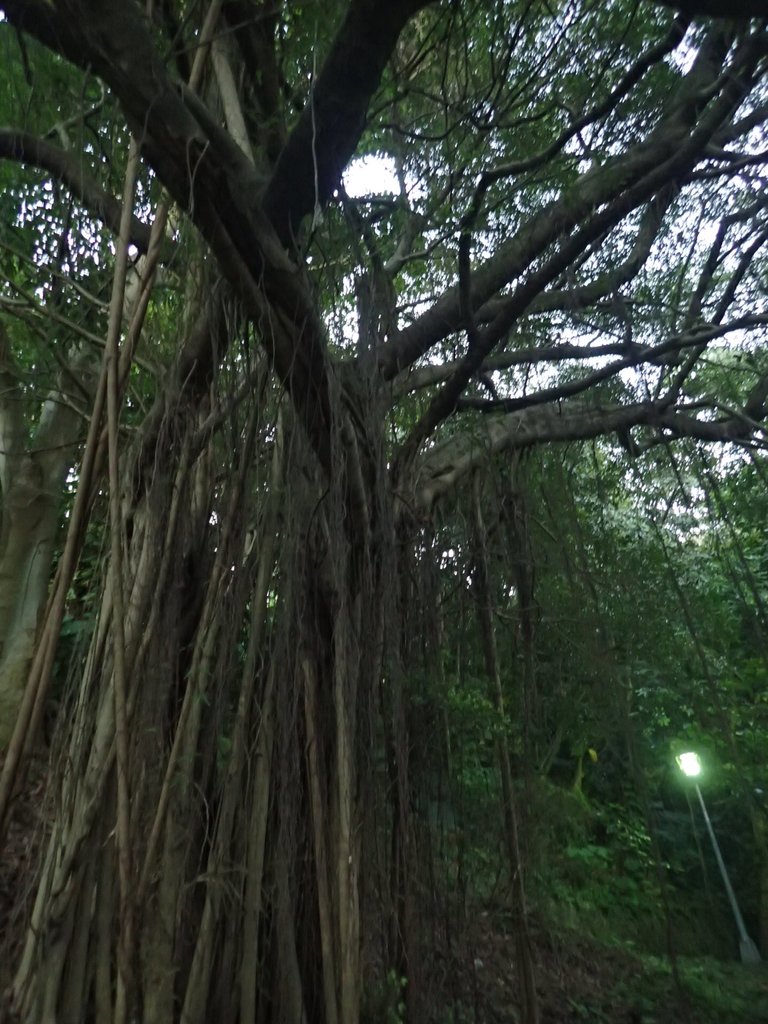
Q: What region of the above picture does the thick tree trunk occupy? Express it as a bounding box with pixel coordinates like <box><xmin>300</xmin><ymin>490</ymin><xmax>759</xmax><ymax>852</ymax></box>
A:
<box><xmin>8</xmin><ymin>341</ymin><xmax>393</xmax><ymax>1024</ymax></box>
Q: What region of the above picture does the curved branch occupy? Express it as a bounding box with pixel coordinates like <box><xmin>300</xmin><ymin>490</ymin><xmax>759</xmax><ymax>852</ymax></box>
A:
<box><xmin>417</xmin><ymin>389</ymin><xmax>768</xmax><ymax>510</ymax></box>
<box><xmin>454</xmin><ymin>314</ymin><xmax>768</xmax><ymax>414</ymax></box>
<box><xmin>397</xmin><ymin>310</ymin><xmax>768</xmax><ymax>400</ymax></box>
<box><xmin>394</xmin><ymin>343</ymin><xmax>628</xmax><ymax>396</ymax></box>
<box><xmin>0</xmin><ymin>129</ymin><xmax>167</xmax><ymax>256</ymax></box>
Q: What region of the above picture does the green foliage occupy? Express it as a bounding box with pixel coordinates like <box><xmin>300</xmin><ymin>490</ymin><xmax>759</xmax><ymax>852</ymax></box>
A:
<box><xmin>419</xmin><ymin>433</ymin><xmax>768</xmax><ymax>988</ymax></box>
<box><xmin>362</xmin><ymin>969</ymin><xmax>407</xmax><ymax>1024</ymax></box>
<box><xmin>613</xmin><ymin>955</ymin><xmax>768</xmax><ymax>1024</ymax></box>
<box><xmin>527</xmin><ymin>782</ymin><xmax>666</xmax><ymax>951</ymax></box>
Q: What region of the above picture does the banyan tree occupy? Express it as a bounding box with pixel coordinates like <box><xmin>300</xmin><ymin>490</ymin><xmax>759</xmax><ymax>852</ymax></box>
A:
<box><xmin>1</xmin><ymin>1</ymin><xmax>767</xmax><ymax>1021</ymax></box>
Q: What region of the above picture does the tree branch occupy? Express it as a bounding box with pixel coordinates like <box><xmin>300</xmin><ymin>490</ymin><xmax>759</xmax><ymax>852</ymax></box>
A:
<box><xmin>416</xmin><ymin>392</ymin><xmax>767</xmax><ymax>510</ymax></box>
<box><xmin>0</xmin><ymin>129</ymin><xmax>165</xmax><ymax>256</ymax></box>
<box><xmin>453</xmin><ymin>315</ymin><xmax>768</xmax><ymax>415</ymax></box>
<box><xmin>377</xmin><ymin>23</ymin><xmax>755</xmax><ymax>382</ymax></box>
<box><xmin>0</xmin><ymin>0</ymin><xmax>335</xmax><ymax>468</ymax></box>
<box><xmin>393</xmin><ymin>53</ymin><xmax>759</xmax><ymax>475</ymax></box>
<box><xmin>393</xmin><ymin>343</ymin><xmax>629</xmax><ymax>396</ymax></box>
<box><xmin>262</xmin><ymin>0</ymin><xmax>435</xmax><ymax>245</ymax></box>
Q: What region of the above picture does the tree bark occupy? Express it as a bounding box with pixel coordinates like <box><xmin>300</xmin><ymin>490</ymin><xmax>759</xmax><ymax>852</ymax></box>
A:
<box><xmin>0</xmin><ymin>338</ymin><xmax>93</xmax><ymax>748</ymax></box>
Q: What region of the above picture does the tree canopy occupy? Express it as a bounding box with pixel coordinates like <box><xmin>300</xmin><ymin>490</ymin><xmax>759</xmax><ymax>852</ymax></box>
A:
<box><xmin>2</xmin><ymin>0</ymin><xmax>768</xmax><ymax>483</ymax></box>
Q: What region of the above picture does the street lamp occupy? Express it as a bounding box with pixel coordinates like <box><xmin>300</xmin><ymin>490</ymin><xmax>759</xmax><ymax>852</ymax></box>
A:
<box><xmin>676</xmin><ymin>751</ymin><xmax>761</xmax><ymax>965</ymax></box>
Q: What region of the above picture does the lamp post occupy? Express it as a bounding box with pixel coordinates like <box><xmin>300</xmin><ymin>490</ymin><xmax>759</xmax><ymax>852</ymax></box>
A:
<box><xmin>676</xmin><ymin>751</ymin><xmax>761</xmax><ymax>965</ymax></box>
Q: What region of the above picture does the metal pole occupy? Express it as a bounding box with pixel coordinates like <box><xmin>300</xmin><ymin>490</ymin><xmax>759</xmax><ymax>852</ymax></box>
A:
<box><xmin>694</xmin><ymin>783</ymin><xmax>761</xmax><ymax>965</ymax></box>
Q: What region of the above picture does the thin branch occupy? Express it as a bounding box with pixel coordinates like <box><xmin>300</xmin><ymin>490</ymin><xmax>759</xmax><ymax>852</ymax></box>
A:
<box><xmin>454</xmin><ymin>314</ymin><xmax>768</xmax><ymax>414</ymax></box>
<box><xmin>394</xmin><ymin>342</ymin><xmax>630</xmax><ymax>396</ymax></box>
<box><xmin>654</xmin><ymin>0</ymin><xmax>768</xmax><ymax>17</ymax></box>
<box><xmin>377</xmin><ymin>24</ymin><xmax>760</xmax><ymax>381</ymax></box>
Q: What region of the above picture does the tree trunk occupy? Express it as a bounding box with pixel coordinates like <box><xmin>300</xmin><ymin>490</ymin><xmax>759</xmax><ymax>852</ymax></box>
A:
<box><xmin>8</xmin><ymin>338</ymin><xmax>394</xmax><ymax>1024</ymax></box>
<box><xmin>0</xmin><ymin>481</ymin><xmax>60</xmax><ymax>747</ymax></box>
<box><xmin>0</xmin><ymin>340</ymin><xmax>93</xmax><ymax>747</ymax></box>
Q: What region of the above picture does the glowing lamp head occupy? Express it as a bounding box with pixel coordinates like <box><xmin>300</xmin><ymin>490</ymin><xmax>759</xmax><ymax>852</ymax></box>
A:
<box><xmin>677</xmin><ymin>751</ymin><xmax>702</xmax><ymax>778</ymax></box>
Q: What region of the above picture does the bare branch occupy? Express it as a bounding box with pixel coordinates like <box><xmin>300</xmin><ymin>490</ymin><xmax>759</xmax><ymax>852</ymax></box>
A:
<box><xmin>454</xmin><ymin>315</ymin><xmax>768</xmax><ymax>415</ymax></box>
<box><xmin>394</xmin><ymin>343</ymin><xmax>629</xmax><ymax>396</ymax></box>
